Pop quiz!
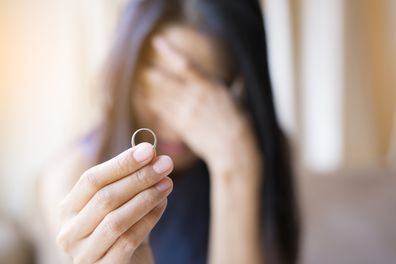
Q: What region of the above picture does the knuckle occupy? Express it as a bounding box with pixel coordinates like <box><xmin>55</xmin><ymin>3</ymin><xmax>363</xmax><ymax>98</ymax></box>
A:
<box><xmin>94</xmin><ymin>188</ymin><xmax>113</xmax><ymax>210</ymax></box>
<box><xmin>149</xmin><ymin>69</ymin><xmax>161</xmax><ymax>82</ymax></box>
<box><xmin>56</xmin><ymin>230</ymin><xmax>70</xmax><ymax>252</ymax></box>
<box><xmin>103</xmin><ymin>214</ymin><xmax>124</xmax><ymax>236</ymax></box>
<box><xmin>184</xmin><ymin>95</ymin><xmax>200</xmax><ymax>120</ymax></box>
<box><xmin>140</xmin><ymin>213</ymin><xmax>156</xmax><ymax>229</ymax></box>
<box><xmin>141</xmin><ymin>191</ymin><xmax>158</xmax><ymax>208</ymax></box>
<box><xmin>82</xmin><ymin>168</ymin><xmax>100</xmax><ymax>190</ymax></box>
<box><xmin>177</xmin><ymin>57</ymin><xmax>191</xmax><ymax>71</ymax></box>
<box><xmin>116</xmin><ymin>152</ymin><xmax>134</xmax><ymax>176</ymax></box>
<box><xmin>135</xmin><ymin>168</ymin><xmax>151</xmax><ymax>186</ymax></box>
<box><xmin>119</xmin><ymin>235</ymin><xmax>138</xmax><ymax>253</ymax></box>
<box><xmin>195</xmin><ymin>88</ymin><xmax>207</xmax><ymax>102</ymax></box>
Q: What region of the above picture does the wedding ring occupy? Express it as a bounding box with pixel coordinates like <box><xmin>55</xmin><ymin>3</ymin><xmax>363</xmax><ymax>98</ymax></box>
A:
<box><xmin>131</xmin><ymin>128</ymin><xmax>157</xmax><ymax>149</ymax></box>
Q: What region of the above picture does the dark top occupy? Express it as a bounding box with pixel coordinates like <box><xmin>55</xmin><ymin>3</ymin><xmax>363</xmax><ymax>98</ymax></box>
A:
<box><xmin>151</xmin><ymin>160</ymin><xmax>210</xmax><ymax>264</ymax></box>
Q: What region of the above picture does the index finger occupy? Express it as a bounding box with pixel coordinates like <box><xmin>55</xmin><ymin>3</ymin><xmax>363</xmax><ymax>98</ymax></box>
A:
<box><xmin>61</xmin><ymin>142</ymin><xmax>155</xmax><ymax>213</ymax></box>
<box><xmin>151</xmin><ymin>36</ymin><xmax>202</xmax><ymax>82</ymax></box>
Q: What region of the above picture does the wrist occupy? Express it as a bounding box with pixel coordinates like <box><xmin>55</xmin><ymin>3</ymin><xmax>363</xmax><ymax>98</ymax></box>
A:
<box><xmin>208</xmin><ymin>148</ymin><xmax>262</xmax><ymax>195</ymax></box>
<box><xmin>209</xmin><ymin>163</ymin><xmax>262</xmax><ymax>194</ymax></box>
<box><xmin>208</xmin><ymin>138</ymin><xmax>262</xmax><ymax>186</ymax></box>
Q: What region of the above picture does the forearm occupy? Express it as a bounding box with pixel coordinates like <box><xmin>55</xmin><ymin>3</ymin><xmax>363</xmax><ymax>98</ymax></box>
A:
<box><xmin>208</xmin><ymin>158</ymin><xmax>264</xmax><ymax>264</ymax></box>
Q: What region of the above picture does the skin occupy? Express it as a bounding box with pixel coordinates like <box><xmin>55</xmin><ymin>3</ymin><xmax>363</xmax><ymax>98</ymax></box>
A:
<box><xmin>56</xmin><ymin>144</ymin><xmax>173</xmax><ymax>263</ymax></box>
<box><xmin>132</xmin><ymin>24</ymin><xmax>233</xmax><ymax>171</ymax></box>
<box><xmin>41</xmin><ymin>24</ymin><xmax>264</xmax><ymax>264</ymax></box>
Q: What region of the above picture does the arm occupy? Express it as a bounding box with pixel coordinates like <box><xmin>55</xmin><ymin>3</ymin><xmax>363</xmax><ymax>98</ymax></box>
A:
<box><xmin>207</xmin><ymin>126</ymin><xmax>264</xmax><ymax>264</ymax></box>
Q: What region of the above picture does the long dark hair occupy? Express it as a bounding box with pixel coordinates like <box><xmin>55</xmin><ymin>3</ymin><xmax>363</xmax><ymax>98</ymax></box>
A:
<box><xmin>94</xmin><ymin>0</ymin><xmax>300</xmax><ymax>263</ymax></box>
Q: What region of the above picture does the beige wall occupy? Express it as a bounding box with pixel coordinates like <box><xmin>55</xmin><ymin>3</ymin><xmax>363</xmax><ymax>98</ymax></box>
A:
<box><xmin>0</xmin><ymin>0</ymin><xmax>96</xmax><ymax>217</ymax></box>
<box><xmin>343</xmin><ymin>0</ymin><xmax>396</xmax><ymax>168</ymax></box>
<box><xmin>0</xmin><ymin>0</ymin><xmax>127</xmax><ymax>218</ymax></box>
<box><xmin>264</xmin><ymin>0</ymin><xmax>395</xmax><ymax>171</ymax></box>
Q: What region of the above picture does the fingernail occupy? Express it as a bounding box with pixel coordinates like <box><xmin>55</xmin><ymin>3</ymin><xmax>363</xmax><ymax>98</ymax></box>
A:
<box><xmin>153</xmin><ymin>156</ymin><xmax>173</xmax><ymax>174</ymax></box>
<box><xmin>155</xmin><ymin>178</ymin><xmax>172</xmax><ymax>192</ymax></box>
<box><xmin>133</xmin><ymin>143</ymin><xmax>153</xmax><ymax>162</ymax></box>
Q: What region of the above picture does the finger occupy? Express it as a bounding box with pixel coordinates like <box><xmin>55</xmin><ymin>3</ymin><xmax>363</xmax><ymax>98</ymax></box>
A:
<box><xmin>141</xmin><ymin>65</ymin><xmax>183</xmax><ymax>99</ymax></box>
<box><xmin>95</xmin><ymin>200</ymin><xmax>167</xmax><ymax>264</ymax></box>
<box><xmin>61</xmin><ymin>155</ymin><xmax>173</xmax><ymax>243</ymax></box>
<box><xmin>146</xmin><ymin>94</ymin><xmax>185</xmax><ymax>131</ymax></box>
<box><xmin>151</xmin><ymin>36</ymin><xmax>202</xmax><ymax>82</ymax></box>
<box><xmin>74</xmin><ymin>177</ymin><xmax>173</xmax><ymax>263</ymax></box>
<box><xmin>61</xmin><ymin>143</ymin><xmax>155</xmax><ymax>213</ymax></box>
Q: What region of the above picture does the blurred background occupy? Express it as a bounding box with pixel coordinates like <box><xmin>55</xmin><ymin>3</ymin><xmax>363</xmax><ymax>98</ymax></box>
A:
<box><xmin>0</xmin><ymin>0</ymin><xmax>395</xmax><ymax>263</ymax></box>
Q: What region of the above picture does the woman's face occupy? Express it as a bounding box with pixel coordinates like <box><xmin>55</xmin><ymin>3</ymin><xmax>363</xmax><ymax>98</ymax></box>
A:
<box><xmin>132</xmin><ymin>24</ymin><xmax>231</xmax><ymax>172</ymax></box>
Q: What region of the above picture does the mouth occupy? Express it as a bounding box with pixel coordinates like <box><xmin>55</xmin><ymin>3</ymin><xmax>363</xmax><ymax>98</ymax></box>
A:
<box><xmin>157</xmin><ymin>140</ymin><xmax>188</xmax><ymax>155</ymax></box>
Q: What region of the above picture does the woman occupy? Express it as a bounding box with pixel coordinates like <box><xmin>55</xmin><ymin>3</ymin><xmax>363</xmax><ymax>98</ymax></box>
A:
<box><xmin>39</xmin><ymin>0</ymin><xmax>299</xmax><ymax>263</ymax></box>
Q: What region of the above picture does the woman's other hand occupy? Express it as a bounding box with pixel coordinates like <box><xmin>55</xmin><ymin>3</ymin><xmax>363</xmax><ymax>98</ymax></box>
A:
<box><xmin>56</xmin><ymin>143</ymin><xmax>173</xmax><ymax>264</ymax></box>
<box><xmin>141</xmin><ymin>35</ymin><xmax>260</xmax><ymax>178</ymax></box>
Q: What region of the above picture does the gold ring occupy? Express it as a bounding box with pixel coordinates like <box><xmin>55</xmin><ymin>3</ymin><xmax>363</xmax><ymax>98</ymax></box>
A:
<box><xmin>131</xmin><ymin>128</ymin><xmax>157</xmax><ymax>149</ymax></box>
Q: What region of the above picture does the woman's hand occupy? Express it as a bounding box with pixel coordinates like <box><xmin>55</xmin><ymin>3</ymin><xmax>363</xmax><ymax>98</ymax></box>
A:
<box><xmin>141</xmin><ymin>36</ymin><xmax>261</xmax><ymax>177</ymax></box>
<box><xmin>56</xmin><ymin>143</ymin><xmax>173</xmax><ymax>264</ymax></box>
